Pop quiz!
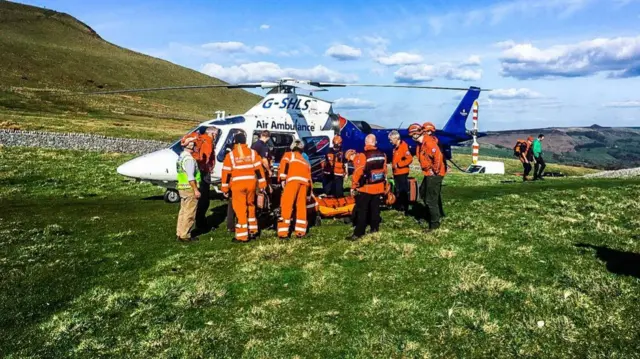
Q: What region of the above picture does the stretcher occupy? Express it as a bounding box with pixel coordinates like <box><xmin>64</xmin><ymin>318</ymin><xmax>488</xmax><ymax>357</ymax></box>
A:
<box><xmin>316</xmin><ymin>196</ymin><xmax>356</xmax><ymax>218</ymax></box>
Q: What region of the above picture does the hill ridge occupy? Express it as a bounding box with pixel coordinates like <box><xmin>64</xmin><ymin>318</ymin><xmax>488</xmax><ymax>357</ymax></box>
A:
<box><xmin>0</xmin><ymin>0</ymin><xmax>260</xmax><ymax>137</ymax></box>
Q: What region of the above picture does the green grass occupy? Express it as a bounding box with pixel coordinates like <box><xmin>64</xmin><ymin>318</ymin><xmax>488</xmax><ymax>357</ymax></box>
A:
<box><xmin>1</xmin><ymin>146</ymin><xmax>639</xmax><ymax>357</ymax></box>
<box><xmin>0</xmin><ymin>1</ymin><xmax>260</xmax><ymax>140</ymax></box>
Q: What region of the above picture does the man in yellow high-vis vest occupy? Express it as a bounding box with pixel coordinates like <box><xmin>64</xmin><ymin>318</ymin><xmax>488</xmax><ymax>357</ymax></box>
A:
<box><xmin>175</xmin><ymin>136</ymin><xmax>201</xmax><ymax>242</ymax></box>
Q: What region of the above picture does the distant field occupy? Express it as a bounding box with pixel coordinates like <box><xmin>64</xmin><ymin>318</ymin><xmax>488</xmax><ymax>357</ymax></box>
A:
<box><xmin>1</xmin><ymin>146</ymin><xmax>638</xmax><ymax>357</ymax></box>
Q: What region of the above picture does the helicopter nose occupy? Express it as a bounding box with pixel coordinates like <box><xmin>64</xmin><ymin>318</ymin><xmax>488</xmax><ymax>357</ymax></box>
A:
<box><xmin>117</xmin><ymin>159</ymin><xmax>139</xmax><ymax>178</ymax></box>
<box><xmin>116</xmin><ymin>149</ymin><xmax>179</xmax><ymax>181</ymax></box>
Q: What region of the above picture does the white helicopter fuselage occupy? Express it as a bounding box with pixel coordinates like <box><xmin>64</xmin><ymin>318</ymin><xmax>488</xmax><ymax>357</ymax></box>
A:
<box><xmin>116</xmin><ymin>93</ymin><xmax>337</xmax><ymax>191</ymax></box>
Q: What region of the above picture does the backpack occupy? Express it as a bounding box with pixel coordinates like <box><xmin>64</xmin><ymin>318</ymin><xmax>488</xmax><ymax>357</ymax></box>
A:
<box><xmin>513</xmin><ymin>139</ymin><xmax>527</xmax><ymax>158</ymax></box>
<box><xmin>181</xmin><ymin>133</ymin><xmax>212</xmax><ymax>165</ymax></box>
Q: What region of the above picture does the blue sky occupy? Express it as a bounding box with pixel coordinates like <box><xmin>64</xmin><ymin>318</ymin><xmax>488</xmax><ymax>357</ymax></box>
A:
<box><xmin>20</xmin><ymin>0</ymin><xmax>640</xmax><ymax>130</ymax></box>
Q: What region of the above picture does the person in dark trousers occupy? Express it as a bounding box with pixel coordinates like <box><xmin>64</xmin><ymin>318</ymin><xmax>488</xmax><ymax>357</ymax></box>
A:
<box><xmin>410</xmin><ymin>122</ymin><xmax>447</xmax><ymax>231</ymax></box>
<box><xmin>388</xmin><ymin>130</ymin><xmax>413</xmax><ymax>215</ymax></box>
<box><xmin>347</xmin><ymin>134</ymin><xmax>387</xmax><ymax>240</ymax></box>
<box><xmin>323</xmin><ymin>135</ymin><xmax>347</xmax><ymax>197</ymax></box>
<box><xmin>520</xmin><ymin>136</ymin><xmax>534</xmax><ymax>182</ymax></box>
<box><xmin>195</xmin><ymin>127</ymin><xmax>218</xmax><ymax>231</ymax></box>
<box><xmin>251</xmin><ymin>130</ymin><xmax>273</xmax><ymax>180</ymax></box>
<box><xmin>533</xmin><ymin>134</ymin><xmax>546</xmax><ymax>180</ymax></box>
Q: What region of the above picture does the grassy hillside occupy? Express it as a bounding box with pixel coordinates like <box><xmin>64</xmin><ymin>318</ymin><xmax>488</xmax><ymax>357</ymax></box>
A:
<box><xmin>2</xmin><ymin>146</ymin><xmax>638</xmax><ymax>357</ymax></box>
<box><xmin>479</xmin><ymin>126</ymin><xmax>640</xmax><ymax>170</ymax></box>
<box><xmin>0</xmin><ymin>0</ymin><xmax>261</xmax><ymax>140</ymax></box>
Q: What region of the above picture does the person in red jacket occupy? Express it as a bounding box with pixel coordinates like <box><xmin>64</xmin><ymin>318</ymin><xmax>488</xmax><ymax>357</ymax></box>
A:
<box><xmin>388</xmin><ymin>130</ymin><xmax>413</xmax><ymax>214</ymax></box>
<box><xmin>323</xmin><ymin>135</ymin><xmax>347</xmax><ymax>197</ymax></box>
<box><xmin>411</xmin><ymin>122</ymin><xmax>446</xmax><ymax>231</ymax></box>
<box><xmin>347</xmin><ymin>134</ymin><xmax>387</xmax><ymax>240</ymax></box>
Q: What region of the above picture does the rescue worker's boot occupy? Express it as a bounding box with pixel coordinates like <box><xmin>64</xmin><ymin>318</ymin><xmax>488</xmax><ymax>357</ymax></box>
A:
<box><xmin>176</xmin><ymin>236</ymin><xmax>192</xmax><ymax>243</ymax></box>
<box><xmin>427</xmin><ymin>222</ymin><xmax>440</xmax><ymax>232</ymax></box>
<box><xmin>345</xmin><ymin>234</ymin><xmax>361</xmax><ymax>241</ymax></box>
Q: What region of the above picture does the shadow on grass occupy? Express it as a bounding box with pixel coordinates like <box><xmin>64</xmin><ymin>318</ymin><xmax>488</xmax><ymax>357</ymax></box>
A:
<box><xmin>142</xmin><ymin>195</ymin><xmax>164</xmax><ymax>201</ymax></box>
<box><xmin>575</xmin><ymin>243</ymin><xmax>640</xmax><ymax>279</ymax></box>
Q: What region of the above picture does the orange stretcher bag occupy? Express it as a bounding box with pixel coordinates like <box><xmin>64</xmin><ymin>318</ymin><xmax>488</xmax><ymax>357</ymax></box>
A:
<box><xmin>257</xmin><ymin>192</ymin><xmax>269</xmax><ymax>210</ymax></box>
<box><xmin>316</xmin><ymin>196</ymin><xmax>356</xmax><ymax>218</ymax></box>
<box><xmin>408</xmin><ymin>177</ymin><xmax>418</xmax><ymax>202</ymax></box>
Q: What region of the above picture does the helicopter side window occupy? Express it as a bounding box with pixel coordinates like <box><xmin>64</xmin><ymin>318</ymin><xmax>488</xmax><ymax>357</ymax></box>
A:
<box><xmin>216</xmin><ymin>128</ymin><xmax>246</xmax><ymax>163</ymax></box>
<box><xmin>252</xmin><ymin>131</ymin><xmax>295</xmax><ymax>163</ymax></box>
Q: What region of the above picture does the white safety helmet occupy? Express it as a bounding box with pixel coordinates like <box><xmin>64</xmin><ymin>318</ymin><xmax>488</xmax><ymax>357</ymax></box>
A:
<box><xmin>290</xmin><ymin>139</ymin><xmax>305</xmax><ymax>151</ymax></box>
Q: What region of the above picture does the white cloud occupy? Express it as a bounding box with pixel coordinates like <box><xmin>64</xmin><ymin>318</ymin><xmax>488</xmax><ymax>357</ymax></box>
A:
<box><xmin>487</xmin><ymin>88</ymin><xmax>543</xmax><ymax>100</ymax></box>
<box><xmin>278</xmin><ymin>50</ymin><xmax>301</xmax><ymax>57</ymax></box>
<box><xmin>202</xmin><ymin>41</ymin><xmax>247</xmax><ymax>53</ymax></box>
<box><xmin>494</xmin><ymin>40</ymin><xmax>516</xmax><ymax>49</ymax></box>
<box><xmin>260</xmin><ymin>24</ymin><xmax>270</xmax><ymax>30</ymax></box>
<box><xmin>361</xmin><ymin>36</ymin><xmax>390</xmax><ymax>58</ymax></box>
<box><xmin>427</xmin><ymin>0</ymin><xmax>592</xmax><ymax>34</ymax></box>
<box><xmin>394</xmin><ymin>63</ymin><xmax>482</xmax><ymax>83</ymax></box>
<box><xmin>376</xmin><ymin>52</ymin><xmax>424</xmax><ymax>66</ymax></box>
<box><xmin>325</xmin><ymin>44</ymin><xmax>362</xmax><ymax>61</ymax></box>
<box><xmin>200</xmin><ymin>62</ymin><xmax>357</xmax><ymax>83</ymax></box>
<box><xmin>358</xmin><ymin>36</ymin><xmax>389</xmax><ymax>47</ymax></box>
<box><xmin>201</xmin><ymin>41</ymin><xmax>271</xmax><ymax>55</ymax></box>
<box><xmin>253</xmin><ymin>46</ymin><xmax>271</xmax><ymax>54</ymax></box>
<box><xmin>461</xmin><ymin>55</ymin><xmax>482</xmax><ymax>67</ymax></box>
<box><xmin>499</xmin><ymin>35</ymin><xmax>640</xmax><ymax>79</ymax></box>
<box><xmin>603</xmin><ymin>100</ymin><xmax>640</xmax><ymax>108</ymax></box>
<box><xmin>332</xmin><ymin>98</ymin><xmax>377</xmax><ymax>110</ymax></box>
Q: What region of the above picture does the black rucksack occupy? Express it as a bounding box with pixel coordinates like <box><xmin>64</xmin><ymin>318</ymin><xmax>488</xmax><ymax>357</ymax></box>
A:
<box><xmin>513</xmin><ymin>140</ymin><xmax>527</xmax><ymax>157</ymax></box>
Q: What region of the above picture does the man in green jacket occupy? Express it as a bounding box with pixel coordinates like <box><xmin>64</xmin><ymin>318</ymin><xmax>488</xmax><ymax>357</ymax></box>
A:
<box><xmin>533</xmin><ymin>134</ymin><xmax>546</xmax><ymax>181</ymax></box>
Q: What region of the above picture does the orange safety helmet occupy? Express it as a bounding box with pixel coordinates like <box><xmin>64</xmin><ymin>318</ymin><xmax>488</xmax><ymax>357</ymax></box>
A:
<box><xmin>180</xmin><ymin>133</ymin><xmax>198</xmax><ymax>148</ymax></box>
<box><xmin>408</xmin><ymin>123</ymin><xmax>423</xmax><ymax>137</ymax></box>
<box><xmin>345</xmin><ymin>149</ymin><xmax>357</xmax><ymax>161</ymax></box>
<box><xmin>333</xmin><ymin>135</ymin><xmax>343</xmax><ymax>146</ymax></box>
<box><xmin>422</xmin><ymin>122</ymin><xmax>436</xmax><ymax>133</ymax></box>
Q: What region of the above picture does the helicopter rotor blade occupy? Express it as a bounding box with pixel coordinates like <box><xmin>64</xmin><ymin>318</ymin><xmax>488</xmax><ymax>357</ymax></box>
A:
<box><xmin>87</xmin><ymin>83</ymin><xmax>270</xmax><ymax>95</ymax></box>
<box><xmin>309</xmin><ymin>82</ymin><xmax>490</xmax><ymax>91</ymax></box>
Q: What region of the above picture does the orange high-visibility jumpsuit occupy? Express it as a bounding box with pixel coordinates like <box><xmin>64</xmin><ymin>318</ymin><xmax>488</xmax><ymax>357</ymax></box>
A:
<box><xmin>221</xmin><ymin>144</ymin><xmax>267</xmax><ymax>241</ymax></box>
<box><xmin>277</xmin><ymin>151</ymin><xmax>312</xmax><ymax>238</ymax></box>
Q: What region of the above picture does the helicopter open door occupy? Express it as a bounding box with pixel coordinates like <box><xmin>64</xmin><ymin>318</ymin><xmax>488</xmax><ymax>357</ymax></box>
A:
<box><xmin>301</xmin><ymin>135</ymin><xmax>331</xmax><ymax>182</ymax></box>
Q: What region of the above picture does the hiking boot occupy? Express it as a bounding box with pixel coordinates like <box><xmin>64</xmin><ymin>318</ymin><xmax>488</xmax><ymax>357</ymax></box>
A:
<box><xmin>189</xmin><ymin>235</ymin><xmax>200</xmax><ymax>242</ymax></box>
<box><xmin>345</xmin><ymin>234</ymin><xmax>361</xmax><ymax>241</ymax></box>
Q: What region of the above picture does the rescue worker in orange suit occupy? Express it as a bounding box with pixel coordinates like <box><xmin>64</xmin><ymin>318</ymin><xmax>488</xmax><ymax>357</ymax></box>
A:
<box><xmin>221</xmin><ymin>133</ymin><xmax>267</xmax><ymax>242</ymax></box>
<box><xmin>277</xmin><ymin>139</ymin><xmax>313</xmax><ymax>239</ymax></box>
<box><xmin>347</xmin><ymin>134</ymin><xmax>387</xmax><ymax>240</ymax></box>
<box><xmin>410</xmin><ymin>122</ymin><xmax>446</xmax><ymax>231</ymax></box>
<box><xmin>195</xmin><ymin>127</ymin><xmax>218</xmax><ymax>232</ymax></box>
<box><xmin>323</xmin><ymin>135</ymin><xmax>347</xmax><ymax>197</ymax></box>
<box><xmin>345</xmin><ymin>149</ymin><xmax>357</xmax><ymax>163</ymax></box>
<box><xmin>520</xmin><ymin>136</ymin><xmax>534</xmax><ymax>181</ymax></box>
<box><xmin>388</xmin><ymin>130</ymin><xmax>413</xmax><ymax>215</ymax></box>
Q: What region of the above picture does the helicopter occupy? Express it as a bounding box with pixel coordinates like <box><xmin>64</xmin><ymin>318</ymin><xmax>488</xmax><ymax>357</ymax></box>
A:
<box><xmin>103</xmin><ymin>78</ymin><xmax>487</xmax><ymax>203</ymax></box>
